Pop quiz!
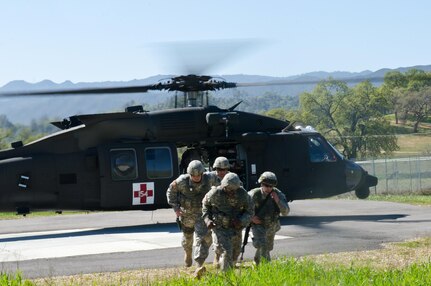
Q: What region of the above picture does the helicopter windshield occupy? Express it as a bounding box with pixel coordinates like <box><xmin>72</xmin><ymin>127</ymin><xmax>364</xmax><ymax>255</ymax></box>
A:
<box><xmin>328</xmin><ymin>141</ymin><xmax>344</xmax><ymax>159</ymax></box>
<box><xmin>307</xmin><ymin>136</ymin><xmax>337</xmax><ymax>163</ymax></box>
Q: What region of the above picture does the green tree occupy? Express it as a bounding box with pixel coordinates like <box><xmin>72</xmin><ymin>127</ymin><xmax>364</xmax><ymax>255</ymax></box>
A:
<box><xmin>381</xmin><ymin>69</ymin><xmax>431</xmax><ymax>128</ymax></box>
<box><xmin>0</xmin><ymin>128</ymin><xmax>11</xmax><ymax>149</ymax></box>
<box><xmin>400</xmin><ymin>87</ymin><xmax>431</xmax><ymax>133</ymax></box>
<box><xmin>405</xmin><ymin>69</ymin><xmax>431</xmax><ymax>90</ymax></box>
<box><xmin>300</xmin><ymin>79</ymin><xmax>397</xmax><ymax>159</ymax></box>
<box><xmin>380</xmin><ymin>71</ymin><xmax>408</xmax><ymax>124</ymax></box>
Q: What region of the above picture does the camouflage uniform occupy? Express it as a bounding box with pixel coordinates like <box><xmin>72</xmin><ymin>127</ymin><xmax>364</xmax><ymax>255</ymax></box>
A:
<box><xmin>167</xmin><ymin>170</ymin><xmax>217</xmax><ymax>266</ymax></box>
<box><xmin>202</xmin><ymin>173</ymin><xmax>253</xmax><ymax>271</ymax></box>
<box><xmin>209</xmin><ymin>157</ymin><xmax>247</xmax><ymax>266</ymax></box>
<box><xmin>248</xmin><ymin>186</ymin><xmax>289</xmax><ymax>264</ymax></box>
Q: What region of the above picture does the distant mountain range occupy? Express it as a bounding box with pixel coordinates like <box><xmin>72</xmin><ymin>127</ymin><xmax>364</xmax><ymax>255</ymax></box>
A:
<box><xmin>1</xmin><ymin>65</ymin><xmax>430</xmax><ymax>124</ymax></box>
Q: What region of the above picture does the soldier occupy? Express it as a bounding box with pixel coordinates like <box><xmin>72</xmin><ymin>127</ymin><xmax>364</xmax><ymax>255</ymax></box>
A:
<box><xmin>166</xmin><ymin>160</ymin><xmax>216</xmax><ymax>269</ymax></box>
<box><xmin>211</xmin><ymin>156</ymin><xmax>230</xmax><ymax>184</ymax></box>
<box><xmin>202</xmin><ymin>173</ymin><xmax>253</xmax><ymax>271</ymax></box>
<box><xmin>209</xmin><ymin>156</ymin><xmax>232</xmax><ymax>267</ymax></box>
<box><xmin>248</xmin><ymin>171</ymin><xmax>290</xmax><ymax>264</ymax></box>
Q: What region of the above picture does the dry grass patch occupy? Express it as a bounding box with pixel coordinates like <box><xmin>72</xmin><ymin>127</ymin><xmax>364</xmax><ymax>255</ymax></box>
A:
<box><xmin>32</xmin><ymin>267</ymin><xmax>184</xmax><ymax>286</ymax></box>
<box><xmin>31</xmin><ymin>265</ymin><xmax>219</xmax><ymax>286</ymax></box>
<box><xmin>308</xmin><ymin>237</ymin><xmax>431</xmax><ymax>270</ymax></box>
<box><xmin>395</xmin><ymin>134</ymin><xmax>431</xmax><ymax>155</ymax></box>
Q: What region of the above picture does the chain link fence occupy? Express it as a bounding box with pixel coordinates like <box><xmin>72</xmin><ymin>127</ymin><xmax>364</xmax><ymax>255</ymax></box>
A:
<box><xmin>356</xmin><ymin>156</ymin><xmax>431</xmax><ymax>194</ymax></box>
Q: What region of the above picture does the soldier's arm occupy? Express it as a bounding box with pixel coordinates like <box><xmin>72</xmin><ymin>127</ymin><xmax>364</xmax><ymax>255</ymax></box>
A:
<box><xmin>201</xmin><ymin>192</ymin><xmax>213</xmax><ymax>225</ymax></box>
<box><xmin>274</xmin><ymin>189</ymin><xmax>290</xmax><ymax>216</ymax></box>
<box><xmin>248</xmin><ymin>190</ymin><xmax>262</xmax><ymax>224</ymax></box>
<box><xmin>239</xmin><ymin>191</ymin><xmax>254</xmax><ymax>227</ymax></box>
<box><xmin>166</xmin><ymin>179</ymin><xmax>180</xmax><ymax>212</ymax></box>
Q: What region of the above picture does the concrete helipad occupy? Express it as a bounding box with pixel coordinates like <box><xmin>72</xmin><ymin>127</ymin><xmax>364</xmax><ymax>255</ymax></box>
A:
<box><xmin>0</xmin><ymin>226</ymin><xmax>290</xmax><ymax>262</ymax></box>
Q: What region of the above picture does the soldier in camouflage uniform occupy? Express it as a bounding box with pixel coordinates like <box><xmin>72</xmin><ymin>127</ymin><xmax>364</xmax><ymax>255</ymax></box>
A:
<box><xmin>209</xmin><ymin>156</ymin><xmax>232</xmax><ymax>267</ymax></box>
<box><xmin>248</xmin><ymin>171</ymin><xmax>290</xmax><ymax>264</ymax></box>
<box><xmin>202</xmin><ymin>173</ymin><xmax>253</xmax><ymax>271</ymax></box>
<box><xmin>166</xmin><ymin>160</ymin><xmax>217</xmax><ymax>268</ymax></box>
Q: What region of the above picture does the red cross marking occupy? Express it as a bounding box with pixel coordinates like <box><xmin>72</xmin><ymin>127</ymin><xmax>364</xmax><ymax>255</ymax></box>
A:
<box><xmin>133</xmin><ymin>183</ymin><xmax>153</xmax><ymax>204</ymax></box>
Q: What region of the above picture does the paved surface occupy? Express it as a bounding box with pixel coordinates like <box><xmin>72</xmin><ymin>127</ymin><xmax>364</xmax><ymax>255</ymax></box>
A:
<box><xmin>0</xmin><ymin>199</ymin><xmax>430</xmax><ymax>278</ymax></box>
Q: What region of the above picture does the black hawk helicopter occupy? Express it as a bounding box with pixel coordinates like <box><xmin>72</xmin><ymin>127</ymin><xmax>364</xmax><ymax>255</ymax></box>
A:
<box><xmin>0</xmin><ymin>74</ymin><xmax>377</xmax><ymax>215</ymax></box>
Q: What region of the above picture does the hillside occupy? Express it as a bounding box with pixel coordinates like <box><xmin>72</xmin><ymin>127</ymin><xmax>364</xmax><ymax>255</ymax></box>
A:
<box><xmin>1</xmin><ymin>65</ymin><xmax>430</xmax><ymax>124</ymax></box>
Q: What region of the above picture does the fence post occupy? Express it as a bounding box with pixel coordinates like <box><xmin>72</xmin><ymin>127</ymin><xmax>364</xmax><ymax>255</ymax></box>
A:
<box><xmin>385</xmin><ymin>157</ymin><xmax>388</xmax><ymax>193</ymax></box>
<box><xmin>419</xmin><ymin>156</ymin><xmax>422</xmax><ymax>191</ymax></box>
<box><xmin>409</xmin><ymin>156</ymin><xmax>412</xmax><ymax>193</ymax></box>
<box><xmin>372</xmin><ymin>157</ymin><xmax>377</xmax><ymax>194</ymax></box>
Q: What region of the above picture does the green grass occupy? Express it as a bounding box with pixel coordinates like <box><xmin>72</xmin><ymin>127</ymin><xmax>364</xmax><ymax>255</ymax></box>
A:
<box><xmin>158</xmin><ymin>258</ymin><xmax>431</xmax><ymax>286</ymax></box>
<box><xmin>395</xmin><ymin>237</ymin><xmax>431</xmax><ymax>248</ymax></box>
<box><xmin>0</xmin><ymin>272</ymin><xmax>33</xmax><ymax>286</ymax></box>
<box><xmin>367</xmin><ymin>194</ymin><xmax>431</xmax><ymax>206</ymax></box>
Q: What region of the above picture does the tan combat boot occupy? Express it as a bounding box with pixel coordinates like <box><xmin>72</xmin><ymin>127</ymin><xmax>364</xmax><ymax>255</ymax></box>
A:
<box><xmin>184</xmin><ymin>249</ymin><xmax>192</xmax><ymax>267</ymax></box>
<box><xmin>194</xmin><ymin>265</ymin><xmax>206</xmax><ymax>279</ymax></box>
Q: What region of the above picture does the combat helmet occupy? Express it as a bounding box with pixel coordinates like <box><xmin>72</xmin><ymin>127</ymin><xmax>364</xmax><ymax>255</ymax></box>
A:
<box><xmin>187</xmin><ymin>160</ymin><xmax>205</xmax><ymax>176</ymax></box>
<box><xmin>213</xmin><ymin>157</ymin><xmax>230</xmax><ymax>170</ymax></box>
<box><xmin>258</xmin><ymin>171</ymin><xmax>278</xmax><ymax>187</ymax></box>
<box><xmin>220</xmin><ymin>173</ymin><xmax>241</xmax><ymax>191</ymax></box>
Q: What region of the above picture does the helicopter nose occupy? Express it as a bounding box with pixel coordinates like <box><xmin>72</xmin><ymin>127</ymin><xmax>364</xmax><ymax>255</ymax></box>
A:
<box><xmin>345</xmin><ymin>160</ymin><xmax>378</xmax><ymax>191</ymax></box>
<box><xmin>345</xmin><ymin>160</ymin><xmax>363</xmax><ymax>191</ymax></box>
<box><xmin>365</xmin><ymin>173</ymin><xmax>378</xmax><ymax>187</ymax></box>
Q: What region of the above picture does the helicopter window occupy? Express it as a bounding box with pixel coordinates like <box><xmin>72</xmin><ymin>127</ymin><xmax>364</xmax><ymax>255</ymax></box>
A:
<box><xmin>110</xmin><ymin>149</ymin><xmax>138</xmax><ymax>181</ymax></box>
<box><xmin>145</xmin><ymin>147</ymin><xmax>173</xmax><ymax>179</ymax></box>
<box><xmin>308</xmin><ymin>136</ymin><xmax>336</xmax><ymax>163</ymax></box>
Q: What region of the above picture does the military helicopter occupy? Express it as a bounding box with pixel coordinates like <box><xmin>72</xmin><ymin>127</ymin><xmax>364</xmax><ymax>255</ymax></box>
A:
<box><xmin>0</xmin><ymin>73</ymin><xmax>377</xmax><ymax>215</ymax></box>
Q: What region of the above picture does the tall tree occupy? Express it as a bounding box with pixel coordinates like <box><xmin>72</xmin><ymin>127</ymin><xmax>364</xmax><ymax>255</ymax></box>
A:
<box><xmin>380</xmin><ymin>71</ymin><xmax>408</xmax><ymax>124</ymax></box>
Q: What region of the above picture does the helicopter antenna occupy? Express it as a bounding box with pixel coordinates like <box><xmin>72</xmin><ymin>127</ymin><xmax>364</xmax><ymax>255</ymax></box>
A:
<box><xmin>228</xmin><ymin>101</ymin><xmax>242</xmax><ymax>111</ymax></box>
<box><xmin>282</xmin><ymin>121</ymin><xmax>296</xmax><ymax>132</ymax></box>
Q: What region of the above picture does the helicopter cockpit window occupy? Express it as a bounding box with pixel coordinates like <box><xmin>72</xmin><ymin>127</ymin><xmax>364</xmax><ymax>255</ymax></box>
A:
<box><xmin>308</xmin><ymin>136</ymin><xmax>337</xmax><ymax>163</ymax></box>
<box><xmin>110</xmin><ymin>149</ymin><xmax>138</xmax><ymax>181</ymax></box>
<box><xmin>145</xmin><ymin>147</ymin><xmax>173</xmax><ymax>179</ymax></box>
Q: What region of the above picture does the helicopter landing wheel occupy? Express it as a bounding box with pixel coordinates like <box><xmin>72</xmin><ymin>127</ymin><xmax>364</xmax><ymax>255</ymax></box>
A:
<box><xmin>355</xmin><ymin>187</ymin><xmax>370</xmax><ymax>199</ymax></box>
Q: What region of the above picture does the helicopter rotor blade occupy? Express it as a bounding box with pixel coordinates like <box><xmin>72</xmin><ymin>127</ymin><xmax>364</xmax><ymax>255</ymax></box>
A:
<box><xmin>152</xmin><ymin>39</ymin><xmax>262</xmax><ymax>76</ymax></box>
<box><xmin>0</xmin><ymin>74</ymin><xmax>387</xmax><ymax>98</ymax></box>
<box><xmin>235</xmin><ymin>75</ymin><xmax>386</xmax><ymax>88</ymax></box>
<box><xmin>0</xmin><ymin>84</ymin><xmax>159</xmax><ymax>97</ymax></box>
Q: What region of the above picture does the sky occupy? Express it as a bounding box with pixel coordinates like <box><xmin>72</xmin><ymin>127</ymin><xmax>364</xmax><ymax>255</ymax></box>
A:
<box><xmin>1</xmin><ymin>0</ymin><xmax>431</xmax><ymax>87</ymax></box>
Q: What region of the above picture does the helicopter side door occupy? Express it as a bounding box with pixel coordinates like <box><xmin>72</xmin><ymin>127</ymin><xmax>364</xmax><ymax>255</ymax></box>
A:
<box><xmin>98</xmin><ymin>143</ymin><xmax>178</xmax><ymax>210</ymax></box>
<box><xmin>306</xmin><ymin>134</ymin><xmax>346</xmax><ymax>198</ymax></box>
<box><xmin>259</xmin><ymin>133</ymin><xmax>309</xmax><ymax>201</ymax></box>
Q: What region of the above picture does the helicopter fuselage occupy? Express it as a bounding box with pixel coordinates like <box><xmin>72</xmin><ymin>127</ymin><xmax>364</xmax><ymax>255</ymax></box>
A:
<box><xmin>0</xmin><ymin>105</ymin><xmax>377</xmax><ymax>214</ymax></box>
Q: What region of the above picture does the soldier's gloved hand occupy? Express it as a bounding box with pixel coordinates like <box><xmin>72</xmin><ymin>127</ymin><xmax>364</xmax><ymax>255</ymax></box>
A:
<box><xmin>175</xmin><ymin>209</ymin><xmax>183</xmax><ymax>217</ymax></box>
<box><xmin>231</xmin><ymin>219</ymin><xmax>242</xmax><ymax>230</ymax></box>
<box><xmin>271</xmin><ymin>191</ymin><xmax>280</xmax><ymax>204</ymax></box>
<box><xmin>251</xmin><ymin>215</ymin><xmax>262</xmax><ymax>225</ymax></box>
<box><xmin>206</xmin><ymin>220</ymin><xmax>215</xmax><ymax>229</ymax></box>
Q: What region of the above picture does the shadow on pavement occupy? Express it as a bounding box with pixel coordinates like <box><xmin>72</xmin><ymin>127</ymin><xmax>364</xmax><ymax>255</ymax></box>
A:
<box><xmin>0</xmin><ymin>222</ymin><xmax>181</xmax><ymax>243</ymax></box>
